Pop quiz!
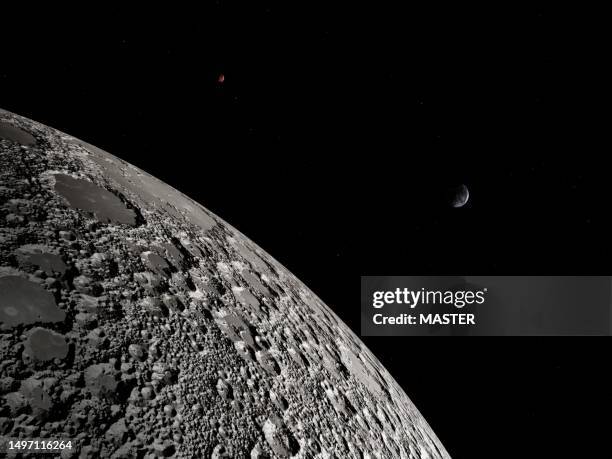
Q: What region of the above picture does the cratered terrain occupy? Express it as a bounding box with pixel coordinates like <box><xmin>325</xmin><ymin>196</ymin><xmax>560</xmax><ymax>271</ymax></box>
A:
<box><xmin>0</xmin><ymin>109</ymin><xmax>450</xmax><ymax>458</ymax></box>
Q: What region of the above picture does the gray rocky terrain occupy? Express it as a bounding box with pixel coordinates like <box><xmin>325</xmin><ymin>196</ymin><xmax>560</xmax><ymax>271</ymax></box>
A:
<box><xmin>0</xmin><ymin>109</ymin><xmax>449</xmax><ymax>458</ymax></box>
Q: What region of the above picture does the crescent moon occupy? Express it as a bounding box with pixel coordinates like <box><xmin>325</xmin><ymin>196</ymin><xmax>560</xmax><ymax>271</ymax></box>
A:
<box><xmin>451</xmin><ymin>184</ymin><xmax>469</xmax><ymax>208</ymax></box>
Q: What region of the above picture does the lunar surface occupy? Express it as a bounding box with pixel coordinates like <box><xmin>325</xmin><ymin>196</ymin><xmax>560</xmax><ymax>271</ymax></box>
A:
<box><xmin>0</xmin><ymin>109</ymin><xmax>449</xmax><ymax>458</ymax></box>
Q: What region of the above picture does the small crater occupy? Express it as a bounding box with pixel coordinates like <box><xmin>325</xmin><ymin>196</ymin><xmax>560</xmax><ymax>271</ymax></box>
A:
<box><xmin>53</xmin><ymin>173</ymin><xmax>136</xmax><ymax>225</ymax></box>
<box><xmin>256</xmin><ymin>350</ymin><xmax>281</xmax><ymax>375</ymax></box>
<box><xmin>263</xmin><ymin>416</ymin><xmax>299</xmax><ymax>458</ymax></box>
<box><xmin>23</xmin><ymin>327</ymin><xmax>68</xmax><ymax>361</ymax></box>
<box><xmin>15</xmin><ymin>245</ymin><xmax>67</xmax><ymax>276</ymax></box>
<box><xmin>0</xmin><ymin>121</ymin><xmax>36</xmax><ymax>146</ymax></box>
<box><xmin>0</xmin><ymin>276</ymin><xmax>66</xmax><ymax>327</ymax></box>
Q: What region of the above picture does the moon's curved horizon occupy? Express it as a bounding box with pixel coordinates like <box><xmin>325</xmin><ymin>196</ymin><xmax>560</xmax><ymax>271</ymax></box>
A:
<box><xmin>0</xmin><ymin>109</ymin><xmax>450</xmax><ymax>458</ymax></box>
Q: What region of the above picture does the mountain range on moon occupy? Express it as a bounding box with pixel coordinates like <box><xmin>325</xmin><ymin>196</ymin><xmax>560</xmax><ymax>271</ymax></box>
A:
<box><xmin>0</xmin><ymin>109</ymin><xmax>449</xmax><ymax>458</ymax></box>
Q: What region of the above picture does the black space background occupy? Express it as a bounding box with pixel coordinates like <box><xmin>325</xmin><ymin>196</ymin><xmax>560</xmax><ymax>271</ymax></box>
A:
<box><xmin>1</xmin><ymin>4</ymin><xmax>609</xmax><ymax>458</ymax></box>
